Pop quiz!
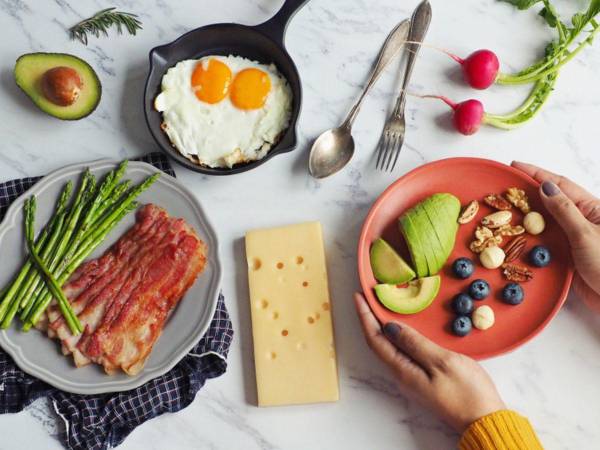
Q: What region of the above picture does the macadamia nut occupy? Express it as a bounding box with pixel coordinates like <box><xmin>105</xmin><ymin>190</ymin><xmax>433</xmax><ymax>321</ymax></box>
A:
<box><xmin>479</xmin><ymin>246</ymin><xmax>506</xmax><ymax>269</ymax></box>
<box><xmin>524</xmin><ymin>211</ymin><xmax>546</xmax><ymax>235</ymax></box>
<box><xmin>473</xmin><ymin>305</ymin><xmax>495</xmax><ymax>330</ymax></box>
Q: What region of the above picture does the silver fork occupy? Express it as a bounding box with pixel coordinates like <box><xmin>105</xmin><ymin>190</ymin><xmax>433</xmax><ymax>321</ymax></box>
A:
<box><xmin>376</xmin><ymin>0</ymin><xmax>432</xmax><ymax>172</ymax></box>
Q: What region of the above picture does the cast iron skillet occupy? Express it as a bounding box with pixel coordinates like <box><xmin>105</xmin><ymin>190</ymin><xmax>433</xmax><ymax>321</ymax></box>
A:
<box><xmin>143</xmin><ymin>0</ymin><xmax>309</xmax><ymax>175</ymax></box>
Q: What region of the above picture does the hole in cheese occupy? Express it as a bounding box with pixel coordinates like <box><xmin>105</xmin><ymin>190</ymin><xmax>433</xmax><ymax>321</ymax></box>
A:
<box><xmin>268</xmin><ymin>352</ymin><xmax>277</xmax><ymax>360</ymax></box>
<box><xmin>252</xmin><ymin>258</ymin><xmax>262</xmax><ymax>270</ymax></box>
<box><xmin>302</xmin><ymin>281</ymin><xmax>309</xmax><ymax>287</ymax></box>
<box><xmin>257</xmin><ymin>299</ymin><xmax>268</xmax><ymax>309</ymax></box>
<box><xmin>315</xmin><ymin>313</ymin><xmax>321</xmax><ymax>320</ymax></box>
<box><xmin>322</xmin><ymin>302</ymin><xmax>330</xmax><ymax>311</ymax></box>
<box><xmin>296</xmin><ymin>256</ymin><xmax>304</xmax><ymax>264</ymax></box>
<box><xmin>276</xmin><ymin>262</ymin><xmax>284</xmax><ymax>269</ymax></box>
<box><xmin>281</xmin><ymin>329</ymin><xmax>289</xmax><ymax>337</ymax></box>
<box><xmin>307</xmin><ymin>316</ymin><xmax>315</xmax><ymax>324</ymax></box>
<box><xmin>272</xmin><ymin>311</ymin><xmax>279</xmax><ymax>320</ymax></box>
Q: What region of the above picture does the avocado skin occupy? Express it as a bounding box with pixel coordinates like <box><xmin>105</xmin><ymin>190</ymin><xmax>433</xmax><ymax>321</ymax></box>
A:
<box><xmin>14</xmin><ymin>52</ymin><xmax>102</xmax><ymax>120</ymax></box>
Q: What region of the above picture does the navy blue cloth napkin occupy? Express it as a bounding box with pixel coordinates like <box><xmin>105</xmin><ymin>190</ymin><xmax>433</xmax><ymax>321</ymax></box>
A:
<box><xmin>0</xmin><ymin>153</ymin><xmax>233</xmax><ymax>450</ymax></box>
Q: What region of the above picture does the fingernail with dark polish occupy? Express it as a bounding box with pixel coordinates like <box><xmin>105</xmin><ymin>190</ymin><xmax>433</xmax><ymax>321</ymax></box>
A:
<box><xmin>542</xmin><ymin>181</ymin><xmax>560</xmax><ymax>197</ymax></box>
<box><xmin>383</xmin><ymin>322</ymin><xmax>401</xmax><ymax>338</ymax></box>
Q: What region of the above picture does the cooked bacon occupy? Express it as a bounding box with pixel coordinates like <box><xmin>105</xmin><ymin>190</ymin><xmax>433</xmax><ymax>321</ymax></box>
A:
<box><xmin>43</xmin><ymin>204</ymin><xmax>207</xmax><ymax>375</ymax></box>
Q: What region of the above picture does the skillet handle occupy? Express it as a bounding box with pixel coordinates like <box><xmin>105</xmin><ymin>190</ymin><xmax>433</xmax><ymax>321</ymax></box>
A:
<box><xmin>256</xmin><ymin>0</ymin><xmax>310</xmax><ymax>46</ymax></box>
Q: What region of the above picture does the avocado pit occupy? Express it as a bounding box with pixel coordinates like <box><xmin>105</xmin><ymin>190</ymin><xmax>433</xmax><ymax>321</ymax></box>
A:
<box><xmin>41</xmin><ymin>66</ymin><xmax>83</xmax><ymax>106</ymax></box>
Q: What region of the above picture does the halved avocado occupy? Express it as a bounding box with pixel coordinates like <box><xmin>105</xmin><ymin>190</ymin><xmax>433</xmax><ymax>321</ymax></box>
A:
<box><xmin>14</xmin><ymin>53</ymin><xmax>101</xmax><ymax>120</ymax></box>
<box><xmin>375</xmin><ymin>275</ymin><xmax>441</xmax><ymax>314</ymax></box>
<box><xmin>370</xmin><ymin>238</ymin><xmax>416</xmax><ymax>284</ymax></box>
<box><xmin>399</xmin><ymin>214</ymin><xmax>428</xmax><ymax>278</ymax></box>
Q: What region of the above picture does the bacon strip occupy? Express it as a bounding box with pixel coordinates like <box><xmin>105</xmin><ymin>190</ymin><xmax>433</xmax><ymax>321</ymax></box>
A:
<box><xmin>41</xmin><ymin>204</ymin><xmax>207</xmax><ymax>375</ymax></box>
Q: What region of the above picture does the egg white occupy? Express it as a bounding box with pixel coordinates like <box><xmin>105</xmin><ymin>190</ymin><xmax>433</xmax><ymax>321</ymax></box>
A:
<box><xmin>154</xmin><ymin>55</ymin><xmax>293</xmax><ymax>168</ymax></box>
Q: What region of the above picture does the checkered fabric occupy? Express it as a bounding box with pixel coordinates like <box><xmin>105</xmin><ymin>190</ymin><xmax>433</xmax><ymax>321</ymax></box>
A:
<box><xmin>0</xmin><ymin>153</ymin><xmax>233</xmax><ymax>450</ymax></box>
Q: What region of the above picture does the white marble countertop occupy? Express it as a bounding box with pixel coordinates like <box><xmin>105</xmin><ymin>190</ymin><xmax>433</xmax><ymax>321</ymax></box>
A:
<box><xmin>1</xmin><ymin>0</ymin><xmax>600</xmax><ymax>449</ymax></box>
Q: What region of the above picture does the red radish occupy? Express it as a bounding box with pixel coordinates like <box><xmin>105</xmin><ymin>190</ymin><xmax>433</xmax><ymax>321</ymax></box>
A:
<box><xmin>421</xmin><ymin>96</ymin><xmax>485</xmax><ymax>135</ymax></box>
<box><xmin>449</xmin><ymin>49</ymin><xmax>500</xmax><ymax>90</ymax></box>
<box><xmin>404</xmin><ymin>42</ymin><xmax>500</xmax><ymax>90</ymax></box>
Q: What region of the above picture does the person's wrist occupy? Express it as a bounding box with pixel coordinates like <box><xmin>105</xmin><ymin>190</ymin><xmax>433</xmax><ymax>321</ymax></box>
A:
<box><xmin>455</xmin><ymin>402</ymin><xmax>507</xmax><ymax>433</ymax></box>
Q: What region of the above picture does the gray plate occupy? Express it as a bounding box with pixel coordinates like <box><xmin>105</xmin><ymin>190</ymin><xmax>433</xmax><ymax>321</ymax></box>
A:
<box><xmin>0</xmin><ymin>160</ymin><xmax>222</xmax><ymax>394</ymax></box>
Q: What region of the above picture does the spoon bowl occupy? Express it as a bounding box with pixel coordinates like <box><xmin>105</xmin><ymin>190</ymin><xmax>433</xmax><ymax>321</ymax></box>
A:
<box><xmin>308</xmin><ymin>127</ymin><xmax>355</xmax><ymax>179</ymax></box>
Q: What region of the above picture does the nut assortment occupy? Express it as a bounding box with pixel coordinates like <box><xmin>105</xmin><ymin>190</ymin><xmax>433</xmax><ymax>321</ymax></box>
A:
<box><xmin>451</xmin><ymin>187</ymin><xmax>553</xmax><ymax>337</ymax></box>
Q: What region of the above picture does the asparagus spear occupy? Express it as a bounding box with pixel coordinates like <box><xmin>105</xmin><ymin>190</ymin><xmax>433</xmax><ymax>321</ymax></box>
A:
<box><xmin>17</xmin><ymin>172</ymin><xmax>96</xmax><ymax>322</ymax></box>
<box><xmin>23</xmin><ymin>164</ymin><xmax>158</xmax><ymax>328</ymax></box>
<box><xmin>0</xmin><ymin>181</ymin><xmax>73</xmax><ymax>322</ymax></box>
<box><xmin>23</xmin><ymin>201</ymin><xmax>140</xmax><ymax>329</ymax></box>
<box><xmin>22</xmin><ymin>197</ymin><xmax>82</xmax><ymax>335</ymax></box>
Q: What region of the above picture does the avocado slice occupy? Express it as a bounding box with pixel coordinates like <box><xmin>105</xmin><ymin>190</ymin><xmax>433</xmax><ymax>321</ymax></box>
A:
<box><xmin>399</xmin><ymin>214</ymin><xmax>428</xmax><ymax>278</ymax></box>
<box><xmin>375</xmin><ymin>275</ymin><xmax>441</xmax><ymax>314</ymax></box>
<box><xmin>14</xmin><ymin>53</ymin><xmax>101</xmax><ymax>120</ymax></box>
<box><xmin>422</xmin><ymin>194</ymin><xmax>461</xmax><ymax>259</ymax></box>
<box><xmin>370</xmin><ymin>238</ymin><xmax>416</xmax><ymax>284</ymax></box>
<box><xmin>413</xmin><ymin>204</ymin><xmax>446</xmax><ymax>274</ymax></box>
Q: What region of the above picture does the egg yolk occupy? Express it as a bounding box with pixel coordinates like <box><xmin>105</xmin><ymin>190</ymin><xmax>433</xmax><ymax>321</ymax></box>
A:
<box><xmin>191</xmin><ymin>59</ymin><xmax>232</xmax><ymax>104</ymax></box>
<box><xmin>230</xmin><ymin>68</ymin><xmax>271</xmax><ymax>110</ymax></box>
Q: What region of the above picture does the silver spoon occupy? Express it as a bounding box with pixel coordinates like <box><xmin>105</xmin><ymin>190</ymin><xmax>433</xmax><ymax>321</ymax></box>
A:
<box><xmin>308</xmin><ymin>19</ymin><xmax>411</xmax><ymax>179</ymax></box>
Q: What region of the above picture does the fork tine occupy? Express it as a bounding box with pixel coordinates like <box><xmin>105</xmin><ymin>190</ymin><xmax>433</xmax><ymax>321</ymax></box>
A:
<box><xmin>383</xmin><ymin>135</ymin><xmax>398</xmax><ymax>171</ymax></box>
<box><xmin>388</xmin><ymin>135</ymin><xmax>404</xmax><ymax>172</ymax></box>
<box><xmin>375</xmin><ymin>134</ymin><xmax>389</xmax><ymax>170</ymax></box>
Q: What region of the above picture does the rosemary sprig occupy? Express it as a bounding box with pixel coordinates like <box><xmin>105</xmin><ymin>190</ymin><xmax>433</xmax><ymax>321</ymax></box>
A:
<box><xmin>69</xmin><ymin>7</ymin><xmax>142</xmax><ymax>45</ymax></box>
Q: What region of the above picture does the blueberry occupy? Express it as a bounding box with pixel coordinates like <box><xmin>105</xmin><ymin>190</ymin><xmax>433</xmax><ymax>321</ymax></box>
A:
<box><xmin>452</xmin><ymin>316</ymin><xmax>472</xmax><ymax>337</ymax></box>
<box><xmin>452</xmin><ymin>257</ymin><xmax>475</xmax><ymax>279</ymax></box>
<box><xmin>469</xmin><ymin>279</ymin><xmax>490</xmax><ymax>300</ymax></box>
<box><xmin>502</xmin><ymin>282</ymin><xmax>524</xmax><ymax>305</ymax></box>
<box><xmin>452</xmin><ymin>293</ymin><xmax>474</xmax><ymax>315</ymax></box>
<box><xmin>529</xmin><ymin>245</ymin><xmax>552</xmax><ymax>268</ymax></box>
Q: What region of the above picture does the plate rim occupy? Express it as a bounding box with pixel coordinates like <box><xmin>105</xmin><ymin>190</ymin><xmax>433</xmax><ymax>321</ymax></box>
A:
<box><xmin>0</xmin><ymin>158</ymin><xmax>223</xmax><ymax>393</ymax></box>
<box><xmin>357</xmin><ymin>157</ymin><xmax>574</xmax><ymax>360</ymax></box>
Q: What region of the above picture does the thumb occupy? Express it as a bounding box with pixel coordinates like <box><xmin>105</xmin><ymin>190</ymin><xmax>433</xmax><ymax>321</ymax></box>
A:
<box><xmin>541</xmin><ymin>181</ymin><xmax>591</xmax><ymax>244</ymax></box>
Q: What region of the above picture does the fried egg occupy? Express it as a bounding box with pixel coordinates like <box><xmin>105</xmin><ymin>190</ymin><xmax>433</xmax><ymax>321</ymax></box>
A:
<box><xmin>154</xmin><ymin>55</ymin><xmax>292</xmax><ymax>168</ymax></box>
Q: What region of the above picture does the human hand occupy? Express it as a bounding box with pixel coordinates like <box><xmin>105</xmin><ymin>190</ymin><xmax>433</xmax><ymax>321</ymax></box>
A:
<box><xmin>354</xmin><ymin>292</ymin><xmax>505</xmax><ymax>433</ymax></box>
<box><xmin>511</xmin><ymin>162</ymin><xmax>600</xmax><ymax>311</ymax></box>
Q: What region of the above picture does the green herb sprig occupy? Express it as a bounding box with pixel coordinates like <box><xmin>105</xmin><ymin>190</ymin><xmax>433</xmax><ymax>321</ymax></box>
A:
<box><xmin>69</xmin><ymin>7</ymin><xmax>142</xmax><ymax>45</ymax></box>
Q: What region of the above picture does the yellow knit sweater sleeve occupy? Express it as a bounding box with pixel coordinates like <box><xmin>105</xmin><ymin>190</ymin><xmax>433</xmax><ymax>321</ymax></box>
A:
<box><xmin>459</xmin><ymin>410</ymin><xmax>543</xmax><ymax>450</ymax></box>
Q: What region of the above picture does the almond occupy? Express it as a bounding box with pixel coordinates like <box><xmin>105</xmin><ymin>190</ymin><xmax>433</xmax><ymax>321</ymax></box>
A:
<box><xmin>481</xmin><ymin>211</ymin><xmax>512</xmax><ymax>229</ymax></box>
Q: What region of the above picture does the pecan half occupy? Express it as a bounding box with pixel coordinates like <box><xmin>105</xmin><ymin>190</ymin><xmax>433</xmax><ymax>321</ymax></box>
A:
<box><xmin>504</xmin><ymin>236</ymin><xmax>527</xmax><ymax>263</ymax></box>
<box><xmin>483</xmin><ymin>194</ymin><xmax>512</xmax><ymax>211</ymax></box>
<box><xmin>458</xmin><ymin>200</ymin><xmax>479</xmax><ymax>224</ymax></box>
<box><xmin>494</xmin><ymin>224</ymin><xmax>525</xmax><ymax>238</ymax></box>
<box><xmin>502</xmin><ymin>263</ymin><xmax>533</xmax><ymax>282</ymax></box>
<box><xmin>506</xmin><ymin>187</ymin><xmax>531</xmax><ymax>214</ymax></box>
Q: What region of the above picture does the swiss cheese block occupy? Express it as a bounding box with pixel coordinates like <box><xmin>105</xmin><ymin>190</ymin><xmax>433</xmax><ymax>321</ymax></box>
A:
<box><xmin>245</xmin><ymin>222</ymin><xmax>339</xmax><ymax>407</ymax></box>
